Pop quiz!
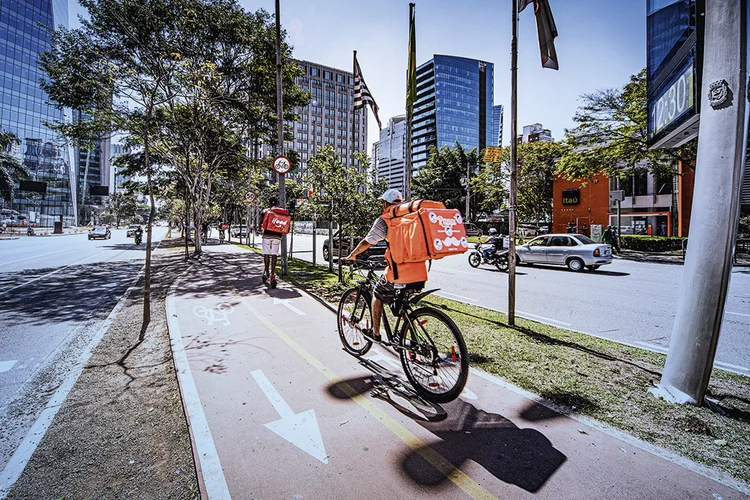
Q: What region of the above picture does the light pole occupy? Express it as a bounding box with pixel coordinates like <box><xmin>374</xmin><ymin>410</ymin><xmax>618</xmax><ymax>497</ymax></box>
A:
<box><xmin>274</xmin><ymin>0</ymin><xmax>287</xmax><ymax>275</ymax></box>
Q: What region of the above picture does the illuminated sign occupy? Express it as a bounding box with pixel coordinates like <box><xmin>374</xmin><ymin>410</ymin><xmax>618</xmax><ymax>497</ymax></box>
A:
<box><xmin>649</xmin><ymin>61</ymin><xmax>695</xmax><ymax>139</ymax></box>
<box><xmin>562</xmin><ymin>189</ymin><xmax>580</xmax><ymax>206</ymax></box>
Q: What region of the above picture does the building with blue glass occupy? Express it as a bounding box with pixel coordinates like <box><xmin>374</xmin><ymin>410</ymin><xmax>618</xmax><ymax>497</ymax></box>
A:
<box><xmin>0</xmin><ymin>0</ymin><xmax>76</xmax><ymax>227</ymax></box>
<box><xmin>411</xmin><ymin>55</ymin><xmax>494</xmax><ymax>173</ymax></box>
<box><xmin>491</xmin><ymin>104</ymin><xmax>503</xmax><ymax>147</ymax></box>
<box><xmin>372</xmin><ymin>115</ymin><xmax>406</xmax><ymax>192</ymax></box>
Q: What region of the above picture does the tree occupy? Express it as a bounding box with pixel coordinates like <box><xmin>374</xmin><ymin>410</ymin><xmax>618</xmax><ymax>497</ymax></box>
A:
<box><xmin>517</xmin><ymin>142</ymin><xmax>569</xmax><ymax>226</ymax></box>
<box><xmin>0</xmin><ymin>129</ymin><xmax>28</xmax><ymax>203</ymax></box>
<box><xmin>557</xmin><ymin>68</ymin><xmax>696</xmax><ymax>180</ymax></box>
<box><xmin>104</xmin><ymin>191</ymin><xmax>139</xmax><ymax>227</ymax></box>
<box><xmin>412</xmin><ymin>141</ymin><xmax>481</xmax><ymax>220</ymax></box>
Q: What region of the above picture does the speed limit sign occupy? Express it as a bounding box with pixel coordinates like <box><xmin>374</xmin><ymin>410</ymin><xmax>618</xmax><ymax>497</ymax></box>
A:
<box><xmin>273</xmin><ymin>155</ymin><xmax>291</xmax><ymax>175</ymax></box>
<box><xmin>245</xmin><ymin>191</ymin><xmax>256</xmax><ymax>203</ymax></box>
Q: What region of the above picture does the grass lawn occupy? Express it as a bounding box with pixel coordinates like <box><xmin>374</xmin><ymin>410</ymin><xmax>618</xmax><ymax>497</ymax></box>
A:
<box><xmin>245</xmin><ymin>247</ymin><xmax>750</xmax><ymax>486</ymax></box>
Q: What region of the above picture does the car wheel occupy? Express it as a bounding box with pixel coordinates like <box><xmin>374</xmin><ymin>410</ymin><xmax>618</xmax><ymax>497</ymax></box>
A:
<box><xmin>88</xmin><ymin>236</ymin><xmax>91</xmax><ymax>240</ymax></box>
<box><xmin>477</xmin><ymin>230</ymin><xmax>483</xmax><ymax>238</ymax></box>
<box><xmin>587</xmin><ymin>265</ymin><xmax>600</xmax><ymax>271</ymax></box>
<box><xmin>567</xmin><ymin>258</ymin><xmax>584</xmax><ymax>272</ymax></box>
<box><xmin>468</xmin><ymin>252</ymin><xmax>481</xmax><ymax>268</ymax></box>
<box><xmin>323</xmin><ymin>246</ymin><xmax>330</xmax><ymax>261</ymax></box>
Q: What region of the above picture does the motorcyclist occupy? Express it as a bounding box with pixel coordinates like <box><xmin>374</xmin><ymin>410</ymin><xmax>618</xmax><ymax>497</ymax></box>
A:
<box><xmin>134</xmin><ymin>226</ymin><xmax>143</xmax><ymax>244</ymax></box>
<box><xmin>482</xmin><ymin>228</ymin><xmax>503</xmax><ymax>262</ymax></box>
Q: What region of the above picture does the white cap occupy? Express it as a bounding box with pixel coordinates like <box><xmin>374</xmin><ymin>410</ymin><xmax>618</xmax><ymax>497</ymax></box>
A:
<box><xmin>378</xmin><ymin>188</ymin><xmax>403</xmax><ymax>204</ymax></box>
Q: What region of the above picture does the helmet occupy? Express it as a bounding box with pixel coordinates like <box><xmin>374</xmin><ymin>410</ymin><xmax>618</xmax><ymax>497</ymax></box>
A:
<box><xmin>378</xmin><ymin>188</ymin><xmax>403</xmax><ymax>204</ymax></box>
<box><xmin>488</xmin><ymin>228</ymin><xmax>498</xmax><ymax>235</ymax></box>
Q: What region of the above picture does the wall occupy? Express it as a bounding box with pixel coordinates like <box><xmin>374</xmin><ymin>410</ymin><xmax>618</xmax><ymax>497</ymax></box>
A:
<box><xmin>552</xmin><ymin>174</ymin><xmax>610</xmax><ymax>234</ymax></box>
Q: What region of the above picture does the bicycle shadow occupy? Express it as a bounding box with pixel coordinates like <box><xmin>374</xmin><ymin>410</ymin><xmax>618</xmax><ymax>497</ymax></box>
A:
<box><xmin>401</xmin><ymin>398</ymin><xmax>567</xmax><ymax>493</ymax></box>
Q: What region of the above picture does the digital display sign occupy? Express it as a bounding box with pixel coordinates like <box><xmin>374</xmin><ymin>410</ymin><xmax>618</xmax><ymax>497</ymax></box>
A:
<box><xmin>649</xmin><ymin>60</ymin><xmax>695</xmax><ymax>139</ymax></box>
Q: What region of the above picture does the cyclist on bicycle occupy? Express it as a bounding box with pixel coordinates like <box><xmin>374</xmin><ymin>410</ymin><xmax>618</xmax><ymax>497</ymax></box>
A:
<box><xmin>201</xmin><ymin>221</ymin><xmax>209</xmax><ymax>242</ymax></box>
<box><xmin>344</xmin><ymin>188</ymin><xmax>426</xmax><ymax>342</ymax></box>
<box><xmin>482</xmin><ymin>228</ymin><xmax>503</xmax><ymax>262</ymax></box>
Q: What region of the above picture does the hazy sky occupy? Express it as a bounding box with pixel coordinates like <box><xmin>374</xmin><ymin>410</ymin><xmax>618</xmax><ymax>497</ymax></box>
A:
<box><xmin>71</xmin><ymin>0</ymin><xmax>647</xmax><ymax>153</ymax></box>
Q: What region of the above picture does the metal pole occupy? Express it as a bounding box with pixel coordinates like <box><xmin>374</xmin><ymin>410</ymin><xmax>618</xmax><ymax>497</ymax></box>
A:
<box><xmin>328</xmin><ymin>219</ymin><xmax>333</xmax><ymax>272</ymax></box>
<box><xmin>507</xmin><ymin>0</ymin><xmax>519</xmax><ymax>327</ymax></box>
<box><xmin>352</xmin><ymin>50</ymin><xmax>358</xmax><ymax>170</ymax></box>
<box><xmin>651</xmin><ymin>0</ymin><xmax>747</xmax><ymax>404</ymax></box>
<box><xmin>275</xmin><ymin>0</ymin><xmax>287</xmax><ymax>275</ymax></box>
<box><xmin>465</xmin><ymin>162</ymin><xmax>471</xmax><ymax>221</ymax></box>
<box><xmin>312</xmin><ymin>221</ymin><xmax>317</xmax><ymax>266</ymax></box>
<box><xmin>404</xmin><ymin>3</ymin><xmax>415</xmax><ymax>201</ymax></box>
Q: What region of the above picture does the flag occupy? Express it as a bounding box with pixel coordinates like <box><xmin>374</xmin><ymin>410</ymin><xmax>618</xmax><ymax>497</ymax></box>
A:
<box><xmin>353</xmin><ymin>52</ymin><xmax>382</xmax><ymax>130</ymax></box>
<box><xmin>520</xmin><ymin>0</ymin><xmax>559</xmax><ymax>70</ymax></box>
<box><xmin>406</xmin><ymin>3</ymin><xmax>417</xmax><ymax>118</ymax></box>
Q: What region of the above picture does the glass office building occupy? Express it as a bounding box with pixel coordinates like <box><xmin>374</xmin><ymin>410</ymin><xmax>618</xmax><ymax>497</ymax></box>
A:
<box><xmin>0</xmin><ymin>0</ymin><xmax>75</xmax><ymax>226</ymax></box>
<box><xmin>411</xmin><ymin>55</ymin><xmax>494</xmax><ymax>172</ymax></box>
<box><xmin>492</xmin><ymin>104</ymin><xmax>503</xmax><ymax>147</ymax></box>
<box><xmin>372</xmin><ymin>115</ymin><xmax>407</xmax><ymax>192</ymax></box>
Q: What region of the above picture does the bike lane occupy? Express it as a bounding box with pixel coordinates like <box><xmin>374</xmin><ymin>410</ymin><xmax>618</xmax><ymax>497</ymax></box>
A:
<box><xmin>168</xmin><ymin>245</ymin><xmax>744</xmax><ymax>499</ymax></box>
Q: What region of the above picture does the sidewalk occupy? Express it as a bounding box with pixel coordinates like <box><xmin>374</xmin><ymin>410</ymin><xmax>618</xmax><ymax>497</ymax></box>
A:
<box><xmin>168</xmin><ymin>243</ymin><xmax>746</xmax><ymax>499</ymax></box>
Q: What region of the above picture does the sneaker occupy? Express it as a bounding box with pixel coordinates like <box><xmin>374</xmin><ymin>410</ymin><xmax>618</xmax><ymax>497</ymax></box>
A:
<box><xmin>361</xmin><ymin>328</ymin><xmax>381</xmax><ymax>342</ymax></box>
<box><xmin>262</xmin><ymin>272</ymin><xmax>268</xmax><ymax>283</ymax></box>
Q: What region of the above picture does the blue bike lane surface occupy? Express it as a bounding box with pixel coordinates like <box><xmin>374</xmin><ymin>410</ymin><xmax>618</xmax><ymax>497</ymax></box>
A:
<box><xmin>167</xmin><ymin>244</ymin><xmax>744</xmax><ymax>500</ymax></box>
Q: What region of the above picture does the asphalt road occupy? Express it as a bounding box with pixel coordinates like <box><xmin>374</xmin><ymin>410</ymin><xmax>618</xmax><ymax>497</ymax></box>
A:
<box><xmin>285</xmin><ymin>232</ymin><xmax>750</xmax><ymax>374</ymax></box>
<box><xmin>0</xmin><ymin>227</ymin><xmax>165</xmax><ymax>469</ymax></box>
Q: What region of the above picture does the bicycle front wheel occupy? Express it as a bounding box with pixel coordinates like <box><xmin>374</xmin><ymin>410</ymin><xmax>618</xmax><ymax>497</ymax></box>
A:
<box><xmin>399</xmin><ymin>307</ymin><xmax>469</xmax><ymax>403</ymax></box>
<box><xmin>337</xmin><ymin>287</ymin><xmax>373</xmax><ymax>356</ymax></box>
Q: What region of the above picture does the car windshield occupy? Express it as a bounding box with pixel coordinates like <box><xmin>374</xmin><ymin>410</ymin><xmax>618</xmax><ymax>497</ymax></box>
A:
<box><xmin>94</xmin><ymin>227</ymin><xmax>106</xmax><ymax>231</ymax></box>
<box><xmin>573</xmin><ymin>234</ymin><xmax>595</xmax><ymax>245</ymax></box>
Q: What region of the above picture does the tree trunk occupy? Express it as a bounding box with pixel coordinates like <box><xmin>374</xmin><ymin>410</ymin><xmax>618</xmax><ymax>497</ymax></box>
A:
<box><xmin>337</xmin><ymin>211</ymin><xmax>343</xmax><ymax>282</ymax></box>
<box><xmin>184</xmin><ymin>191</ymin><xmax>190</xmax><ymax>261</ymax></box>
<box><xmin>142</xmin><ymin>111</ymin><xmax>154</xmax><ymax>331</ymax></box>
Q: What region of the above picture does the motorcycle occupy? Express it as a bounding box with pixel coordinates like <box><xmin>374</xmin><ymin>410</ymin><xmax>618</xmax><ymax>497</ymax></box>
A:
<box><xmin>134</xmin><ymin>232</ymin><xmax>143</xmax><ymax>245</ymax></box>
<box><xmin>468</xmin><ymin>242</ymin><xmax>509</xmax><ymax>272</ymax></box>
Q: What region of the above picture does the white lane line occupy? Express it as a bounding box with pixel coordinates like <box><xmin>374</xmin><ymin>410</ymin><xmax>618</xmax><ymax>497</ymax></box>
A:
<box><xmin>0</xmin><ymin>276</ymin><xmax>139</xmax><ymax>499</ymax></box>
<box><xmin>0</xmin><ymin>361</ymin><xmax>18</xmax><ymax>373</ymax></box>
<box><xmin>726</xmin><ymin>311</ymin><xmax>750</xmax><ymax>318</ymax></box>
<box><xmin>438</xmin><ymin>291</ymin><xmax>479</xmax><ymax>302</ymax></box>
<box><xmin>436</xmin><ymin>291</ymin><xmax>572</xmax><ymax>327</ymax></box>
<box><xmin>635</xmin><ymin>342</ymin><xmax>750</xmax><ymax>376</ymax></box>
<box><xmin>0</xmin><ymin>249</ymin><xmax>111</xmax><ymax>297</ymax></box>
<box><xmin>167</xmin><ymin>277</ymin><xmax>231</xmax><ymax>500</ymax></box>
<box><xmin>4</xmin><ymin>249</ymin><xmax>70</xmax><ymax>266</ymax></box>
<box><xmin>272</xmin><ymin>298</ymin><xmax>306</xmax><ymax>316</ymax></box>
<box><xmin>516</xmin><ymin>310</ymin><xmax>573</xmax><ymax>327</ymax></box>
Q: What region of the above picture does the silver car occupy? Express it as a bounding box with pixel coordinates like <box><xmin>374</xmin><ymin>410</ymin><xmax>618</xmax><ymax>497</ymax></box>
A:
<box><xmin>516</xmin><ymin>233</ymin><xmax>613</xmax><ymax>271</ymax></box>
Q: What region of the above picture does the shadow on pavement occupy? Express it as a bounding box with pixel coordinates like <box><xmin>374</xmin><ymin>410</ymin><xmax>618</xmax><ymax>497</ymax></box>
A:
<box><xmin>0</xmin><ymin>260</ymin><xmax>143</xmax><ymax>327</ymax></box>
<box><xmin>519</xmin><ymin>264</ymin><xmax>629</xmax><ymax>277</ymax></box>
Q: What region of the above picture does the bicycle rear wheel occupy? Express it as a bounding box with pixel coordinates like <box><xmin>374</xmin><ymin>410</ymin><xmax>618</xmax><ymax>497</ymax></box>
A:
<box><xmin>399</xmin><ymin>307</ymin><xmax>469</xmax><ymax>403</ymax></box>
<box><xmin>337</xmin><ymin>287</ymin><xmax>373</xmax><ymax>356</ymax></box>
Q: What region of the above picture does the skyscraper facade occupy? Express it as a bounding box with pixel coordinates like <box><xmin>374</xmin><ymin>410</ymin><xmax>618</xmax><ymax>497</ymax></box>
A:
<box><xmin>372</xmin><ymin>115</ymin><xmax>406</xmax><ymax>192</ymax></box>
<box><xmin>491</xmin><ymin>104</ymin><xmax>503</xmax><ymax>147</ymax></box>
<box><xmin>0</xmin><ymin>0</ymin><xmax>75</xmax><ymax>226</ymax></box>
<box><xmin>411</xmin><ymin>55</ymin><xmax>494</xmax><ymax>173</ymax></box>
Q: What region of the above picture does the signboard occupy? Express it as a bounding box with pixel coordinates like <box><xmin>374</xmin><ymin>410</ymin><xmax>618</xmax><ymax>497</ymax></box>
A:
<box><xmin>245</xmin><ymin>191</ymin><xmax>257</xmax><ymax>203</ymax></box>
<box><xmin>273</xmin><ymin>155</ymin><xmax>292</xmax><ymax>175</ymax></box>
<box><xmin>650</xmin><ymin>61</ymin><xmax>694</xmax><ymax>138</ymax></box>
<box><xmin>483</xmin><ymin>146</ymin><xmax>503</xmax><ymax>163</ymax></box>
<box><xmin>609</xmin><ymin>190</ymin><xmax>625</xmax><ymax>202</ymax></box>
<box><xmin>19</xmin><ymin>180</ymin><xmax>47</xmax><ymax>194</ymax></box>
<box><xmin>591</xmin><ymin>224</ymin><xmax>603</xmax><ymax>242</ymax></box>
<box><xmin>90</xmin><ymin>185</ymin><xmax>109</xmax><ymax>196</ymax></box>
<box><xmin>562</xmin><ymin>189</ymin><xmax>580</xmax><ymax>206</ymax></box>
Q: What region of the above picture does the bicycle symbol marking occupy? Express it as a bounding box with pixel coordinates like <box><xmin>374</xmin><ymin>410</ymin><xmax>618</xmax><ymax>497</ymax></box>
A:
<box><xmin>193</xmin><ymin>303</ymin><xmax>235</xmax><ymax>326</ymax></box>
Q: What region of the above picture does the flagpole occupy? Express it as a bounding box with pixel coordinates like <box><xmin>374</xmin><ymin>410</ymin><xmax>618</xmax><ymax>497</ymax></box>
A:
<box><xmin>405</xmin><ymin>3</ymin><xmax>416</xmax><ymax>201</ymax></box>
<box><xmin>352</xmin><ymin>50</ymin><xmax>357</xmax><ymax>170</ymax></box>
<box><xmin>508</xmin><ymin>0</ymin><xmax>519</xmax><ymax>327</ymax></box>
<box><xmin>275</xmin><ymin>0</ymin><xmax>287</xmax><ymax>276</ymax></box>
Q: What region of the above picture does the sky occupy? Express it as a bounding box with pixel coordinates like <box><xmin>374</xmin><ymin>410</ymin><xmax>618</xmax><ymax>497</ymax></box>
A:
<box><xmin>71</xmin><ymin>0</ymin><xmax>647</xmax><ymax>155</ymax></box>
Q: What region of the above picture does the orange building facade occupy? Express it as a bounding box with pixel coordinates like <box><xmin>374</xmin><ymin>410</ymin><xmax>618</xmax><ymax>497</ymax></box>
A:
<box><xmin>552</xmin><ymin>175</ymin><xmax>611</xmax><ymax>235</ymax></box>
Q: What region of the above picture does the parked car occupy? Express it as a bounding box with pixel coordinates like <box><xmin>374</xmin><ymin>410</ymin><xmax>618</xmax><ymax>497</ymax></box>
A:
<box><xmin>88</xmin><ymin>226</ymin><xmax>111</xmax><ymax>240</ymax></box>
<box><xmin>323</xmin><ymin>230</ymin><xmax>387</xmax><ymax>265</ymax></box>
<box><xmin>515</xmin><ymin>233</ymin><xmax>612</xmax><ymax>271</ymax></box>
<box><xmin>126</xmin><ymin>224</ymin><xmax>142</xmax><ymax>237</ymax></box>
<box><xmin>464</xmin><ymin>223</ymin><xmax>483</xmax><ymax>238</ymax></box>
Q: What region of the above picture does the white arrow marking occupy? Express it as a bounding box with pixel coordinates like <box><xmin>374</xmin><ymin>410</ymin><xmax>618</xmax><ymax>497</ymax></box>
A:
<box><xmin>272</xmin><ymin>298</ymin><xmax>305</xmax><ymax>316</ymax></box>
<box><xmin>251</xmin><ymin>370</ymin><xmax>328</xmax><ymax>464</ymax></box>
<box><xmin>0</xmin><ymin>360</ymin><xmax>18</xmax><ymax>373</ymax></box>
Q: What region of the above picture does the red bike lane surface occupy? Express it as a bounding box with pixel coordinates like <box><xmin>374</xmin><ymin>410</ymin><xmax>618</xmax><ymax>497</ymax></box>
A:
<box><xmin>168</xmin><ymin>246</ymin><xmax>744</xmax><ymax>500</ymax></box>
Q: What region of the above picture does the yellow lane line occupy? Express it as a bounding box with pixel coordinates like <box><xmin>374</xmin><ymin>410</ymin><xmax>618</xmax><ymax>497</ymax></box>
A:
<box><xmin>238</xmin><ymin>296</ymin><xmax>497</xmax><ymax>500</ymax></box>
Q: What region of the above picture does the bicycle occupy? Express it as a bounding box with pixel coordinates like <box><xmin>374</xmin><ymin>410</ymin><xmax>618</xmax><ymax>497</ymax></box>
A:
<box><xmin>337</xmin><ymin>261</ymin><xmax>469</xmax><ymax>403</ymax></box>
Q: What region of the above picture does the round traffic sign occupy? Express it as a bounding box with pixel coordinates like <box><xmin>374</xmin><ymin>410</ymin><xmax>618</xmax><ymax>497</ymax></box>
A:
<box><xmin>245</xmin><ymin>191</ymin><xmax>256</xmax><ymax>202</ymax></box>
<box><xmin>273</xmin><ymin>155</ymin><xmax>292</xmax><ymax>175</ymax></box>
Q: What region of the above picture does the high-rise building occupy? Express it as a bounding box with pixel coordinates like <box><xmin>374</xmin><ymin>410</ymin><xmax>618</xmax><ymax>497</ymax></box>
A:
<box><xmin>372</xmin><ymin>115</ymin><xmax>407</xmax><ymax>192</ymax></box>
<box><xmin>492</xmin><ymin>105</ymin><xmax>503</xmax><ymax>147</ymax></box>
<box><xmin>263</xmin><ymin>60</ymin><xmax>367</xmax><ymax>171</ymax></box>
<box><xmin>73</xmin><ymin>110</ymin><xmax>112</xmax><ymax>223</ymax></box>
<box><xmin>517</xmin><ymin>123</ymin><xmax>554</xmax><ymax>144</ymax></box>
<box><xmin>411</xmin><ymin>55</ymin><xmax>494</xmax><ymax>173</ymax></box>
<box><xmin>0</xmin><ymin>0</ymin><xmax>75</xmax><ymax>226</ymax></box>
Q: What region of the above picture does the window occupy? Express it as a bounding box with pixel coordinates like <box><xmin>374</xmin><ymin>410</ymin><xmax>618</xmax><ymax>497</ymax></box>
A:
<box><xmin>324</xmin><ymin>70</ymin><xmax>332</xmax><ymax>80</ymax></box>
<box><xmin>336</xmin><ymin>74</ymin><xmax>344</xmax><ymax>83</ymax></box>
<box><xmin>528</xmin><ymin>236</ymin><xmax>549</xmax><ymax>247</ymax></box>
<box><xmin>310</xmin><ymin>67</ymin><xmax>319</xmax><ymax>77</ymax></box>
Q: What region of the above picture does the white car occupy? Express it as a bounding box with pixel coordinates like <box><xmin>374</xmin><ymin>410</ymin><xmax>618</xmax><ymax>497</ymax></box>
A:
<box><xmin>516</xmin><ymin>233</ymin><xmax>613</xmax><ymax>271</ymax></box>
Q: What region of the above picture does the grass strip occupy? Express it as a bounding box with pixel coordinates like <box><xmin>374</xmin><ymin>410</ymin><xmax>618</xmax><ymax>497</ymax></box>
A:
<box><xmin>265</xmin><ymin>251</ymin><xmax>750</xmax><ymax>485</ymax></box>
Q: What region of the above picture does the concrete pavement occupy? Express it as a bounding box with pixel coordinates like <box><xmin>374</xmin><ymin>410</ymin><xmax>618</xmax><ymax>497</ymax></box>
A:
<box><xmin>167</xmin><ymin>244</ymin><xmax>746</xmax><ymax>499</ymax></box>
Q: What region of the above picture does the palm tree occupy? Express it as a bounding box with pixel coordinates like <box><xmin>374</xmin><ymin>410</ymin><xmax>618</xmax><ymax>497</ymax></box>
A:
<box><xmin>0</xmin><ymin>128</ymin><xmax>29</xmax><ymax>203</ymax></box>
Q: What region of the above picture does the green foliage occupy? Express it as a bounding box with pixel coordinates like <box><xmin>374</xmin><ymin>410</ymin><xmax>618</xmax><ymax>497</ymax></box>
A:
<box><xmin>738</xmin><ymin>214</ymin><xmax>750</xmax><ymax>238</ymax></box>
<box><xmin>558</xmin><ymin>68</ymin><xmax>696</xmax><ymax>180</ymax></box>
<box><xmin>621</xmin><ymin>235</ymin><xmax>686</xmax><ymax>252</ymax></box>
<box><xmin>0</xmin><ymin>128</ymin><xmax>28</xmax><ymax>203</ymax></box>
<box><xmin>412</xmin><ymin>141</ymin><xmax>480</xmax><ymax>219</ymax></box>
<box><xmin>104</xmin><ymin>191</ymin><xmax>139</xmax><ymax>226</ymax></box>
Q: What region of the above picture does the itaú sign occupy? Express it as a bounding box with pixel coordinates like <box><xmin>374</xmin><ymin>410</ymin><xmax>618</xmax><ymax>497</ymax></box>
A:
<box><xmin>649</xmin><ymin>62</ymin><xmax>695</xmax><ymax>138</ymax></box>
<box><xmin>562</xmin><ymin>189</ymin><xmax>580</xmax><ymax>206</ymax></box>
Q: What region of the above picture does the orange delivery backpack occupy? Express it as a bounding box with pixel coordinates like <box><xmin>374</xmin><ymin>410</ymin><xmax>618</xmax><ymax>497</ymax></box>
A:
<box><xmin>261</xmin><ymin>207</ymin><xmax>292</xmax><ymax>234</ymax></box>
<box><xmin>380</xmin><ymin>199</ymin><xmax>469</xmax><ymax>284</ymax></box>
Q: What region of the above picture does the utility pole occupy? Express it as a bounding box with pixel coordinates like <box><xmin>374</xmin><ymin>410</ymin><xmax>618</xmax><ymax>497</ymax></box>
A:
<box><xmin>275</xmin><ymin>0</ymin><xmax>287</xmax><ymax>275</ymax></box>
<box><xmin>651</xmin><ymin>0</ymin><xmax>747</xmax><ymax>404</ymax></box>
<box><xmin>507</xmin><ymin>0</ymin><xmax>519</xmax><ymax>327</ymax></box>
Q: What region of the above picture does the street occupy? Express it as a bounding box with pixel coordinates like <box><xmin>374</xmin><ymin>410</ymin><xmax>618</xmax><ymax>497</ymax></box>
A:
<box><xmin>285</xmin><ymin>232</ymin><xmax>750</xmax><ymax>374</ymax></box>
<box><xmin>0</xmin><ymin>228</ymin><xmax>165</xmax><ymax>470</ymax></box>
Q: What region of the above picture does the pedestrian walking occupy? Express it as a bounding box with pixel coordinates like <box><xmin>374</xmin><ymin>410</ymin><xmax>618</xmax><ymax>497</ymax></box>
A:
<box><xmin>259</xmin><ymin>201</ymin><xmax>291</xmax><ymax>289</ymax></box>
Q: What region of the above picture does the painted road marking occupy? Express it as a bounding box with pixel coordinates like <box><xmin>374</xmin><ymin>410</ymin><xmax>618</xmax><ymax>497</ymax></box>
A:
<box><xmin>436</xmin><ymin>292</ymin><xmax>572</xmax><ymax>328</ymax></box>
<box><xmin>635</xmin><ymin>342</ymin><xmax>750</xmax><ymax>376</ymax></box>
<box><xmin>0</xmin><ymin>249</ymin><xmax>112</xmax><ymax>297</ymax></box>
<box><xmin>167</xmin><ymin>287</ymin><xmax>231</xmax><ymax>500</ymax></box>
<box><xmin>726</xmin><ymin>311</ymin><xmax>750</xmax><ymax>318</ymax></box>
<box><xmin>4</xmin><ymin>248</ymin><xmax>69</xmax><ymax>266</ymax></box>
<box><xmin>0</xmin><ymin>360</ymin><xmax>18</xmax><ymax>373</ymax></box>
<box><xmin>251</xmin><ymin>370</ymin><xmax>328</xmax><ymax>464</ymax></box>
<box><xmin>239</xmin><ymin>296</ymin><xmax>496</xmax><ymax>500</ymax></box>
<box><xmin>192</xmin><ymin>303</ymin><xmax>235</xmax><ymax>326</ymax></box>
<box><xmin>273</xmin><ymin>298</ymin><xmax>306</xmax><ymax>316</ymax></box>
